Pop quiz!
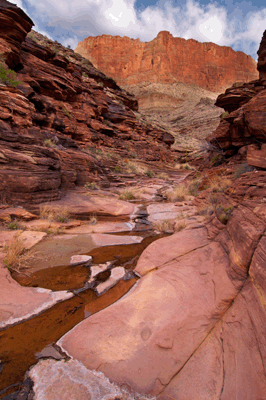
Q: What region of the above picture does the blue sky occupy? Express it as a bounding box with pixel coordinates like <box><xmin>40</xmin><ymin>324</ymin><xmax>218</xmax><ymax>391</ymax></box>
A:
<box><xmin>14</xmin><ymin>0</ymin><xmax>266</xmax><ymax>59</ymax></box>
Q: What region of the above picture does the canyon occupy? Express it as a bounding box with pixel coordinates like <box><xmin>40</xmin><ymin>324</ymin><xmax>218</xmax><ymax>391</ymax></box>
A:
<box><xmin>76</xmin><ymin>32</ymin><xmax>259</xmax><ymax>154</ymax></box>
<box><xmin>0</xmin><ymin>0</ymin><xmax>265</xmax><ymax>399</ymax></box>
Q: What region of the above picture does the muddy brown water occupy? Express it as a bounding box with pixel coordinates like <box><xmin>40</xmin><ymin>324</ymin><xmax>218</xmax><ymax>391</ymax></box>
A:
<box><xmin>0</xmin><ymin>233</ymin><xmax>166</xmax><ymax>398</ymax></box>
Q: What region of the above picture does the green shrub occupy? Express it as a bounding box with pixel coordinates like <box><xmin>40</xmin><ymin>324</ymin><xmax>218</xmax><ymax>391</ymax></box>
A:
<box><xmin>220</xmin><ymin>111</ymin><xmax>229</xmax><ymax>120</ymax></box>
<box><xmin>62</xmin><ymin>106</ymin><xmax>73</xmax><ymax>119</ymax></box>
<box><xmin>145</xmin><ymin>170</ymin><xmax>154</xmax><ymax>178</ymax></box>
<box><xmin>0</xmin><ymin>64</ymin><xmax>21</xmax><ymax>87</ymax></box>
<box><xmin>84</xmin><ymin>182</ymin><xmax>99</xmax><ymax>190</ymax></box>
<box><xmin>210</xmin><ymin>154</ymin><xmax>224</xmax><ymax>166</ymax></box>
<box><xmin>7</xmin><ymin>220</ymin><xmax>21</xmax><ymax>230</ymax></box>
<box><xmin>43</xmin><ymin>139</ymin><xmax>56</xmax><ymax>148</ymax></box>
<box><xmin>119</xmin><ymin>190</ymin><xmax>135</xmax><ymax>201</ymax></box>
<box><xmin>216</xmin><ymin>205</ymin><xmax>234</xmax><ymax>224</ymax></box>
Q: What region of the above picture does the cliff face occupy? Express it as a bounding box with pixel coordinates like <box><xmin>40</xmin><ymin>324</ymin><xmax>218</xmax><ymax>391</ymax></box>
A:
<box><xmin>76</xmin><ymin>31</ymin><xmax>258</xmax><ymax>92</ymax></box>
<box><xmin>207</xmin><ymin>30</ymin><xmax>266</xmax><ymax>169</ymax></box>
<box><xmin>0</xmin><ymin>1</ymin><xmax>175</xmax><ymax>206</ymax></box>
<box><xmin>257</xmin><ymin>29</ymin><xmax>266</xmax><ymax>85</ymax></box>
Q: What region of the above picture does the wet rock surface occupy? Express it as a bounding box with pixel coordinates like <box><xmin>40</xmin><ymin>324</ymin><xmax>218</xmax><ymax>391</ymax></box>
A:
<box><xmin>0</xmin><ymin>2</ymin><xmax>266</xmax><ymax>400</ymax></box>
<box><xmin>0</xmin><ymin>253</ymin><xmax>73</xmax><ymax>329</ymax></box>
<box><xmin>57</xmin><ymin>170</ymin><xmax>266</xmax><ymax>399</ymax></box>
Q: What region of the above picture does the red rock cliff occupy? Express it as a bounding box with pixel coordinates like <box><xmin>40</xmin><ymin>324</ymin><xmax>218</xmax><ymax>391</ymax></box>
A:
<box><xmin>75</xmin><ymin>31</ymin><xmax>258</xmax><ymax>92</ymax></box>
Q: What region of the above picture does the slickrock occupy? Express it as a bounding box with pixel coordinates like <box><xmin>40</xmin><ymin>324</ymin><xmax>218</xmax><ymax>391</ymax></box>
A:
<box><xmin>38</xmin><ymin>191</ymin><xmax>135</xmax><ymax>220</ymax></box>
<box><xmin>91</xmin><ymin>233</ymin><xmax>143</xmax><ymax>247</ymax></box>
<box><xmin>0</xmin><ymin>253</ymin><xmax>73</xmax><ymax>329</ymax></box>
<box><xmin>57</xmin><ymin>170</ymin><xmax>266</xmax><ymax>399</ymax></box>
<box><xmin>58</xmin><ymin>234</ymin><xmax>239</xmax><ymax>396</ymax></box>
<box><xmin>76</xmin><ymin>31</ymin><xmax>258</xmax><ymax>92</ymax></box>
<box><xmin>27</xmin><ymin>359</ymin><xmax>155</xmax><ymax>400</ymax></box>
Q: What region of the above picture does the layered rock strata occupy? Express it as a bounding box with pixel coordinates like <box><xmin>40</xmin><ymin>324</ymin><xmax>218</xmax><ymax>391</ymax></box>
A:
<box><xmin>76</xmin><ymin>31</ymin><xmax>258</xmax><ymax>92</ymax></box>
<box><xmin>0</xmin><ymin>1</ymin><xmax>174</xmax><ymax>205</ymax></box>
<box><xmin>207</xmin><ymin>30</ymin><xmax>266</xmax><ymax>167</ymax></box>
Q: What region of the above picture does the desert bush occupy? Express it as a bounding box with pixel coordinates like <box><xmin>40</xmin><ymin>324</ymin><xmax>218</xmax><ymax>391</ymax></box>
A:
<box><xmin>119</xmin><ymin>190</ymin><xmax>135</xmax><ymax>201</ymax></box>
<box><xmin>84</xmin><ymin>182</ymin><xmax>99</xmax><ymax>190</ymax></box>
<box><xmin>0</xmin><ymin>64</ymin><xmax>21</xmax><ymax>87</ymax></box>
<box><xmin>61</xmin><ymin>106</ymin><xmax>73</xmax><ymax>119</ymax></box>
<box><xmin>196</xmin><ymin>204</ymin><xmax>215</xmax><ymax>218</ymax></box>
<box><xmin>166</xmin><ymin>184</ymin><xmax>188</xmax><ymax>202</ymax></box>
<box><xmin>43</xmin><ymin>139</ymin><xmax>56</xmax><ymax>148</ymax></box>
<box><xmin>3</xmin><ymin>237</ymin><xmax>34</xmax><ymax>271</ymax></box>
<box><xmin>208</xmin><ymin>176</ymin><xmax>232</xmax><ymax>193</ymax></box>
<box><xmin>216</xmin><ymin>205</ymin><xmax>234</xmax><ymax>224</ymax></box>
<box><xmin>175</xmin><ymin>163</ymin><xmax>195</xmax><ymax>170</ymax></box>
<box><xmin>157</xmin><ymin>172</ymin><xmax>170</xmax><ymax>180</ymax></box>
<box><xmin>40</xmin><ymin>206</ymin><xmax>70</xmax><ymax>223</ymax></box>
<box><xmin>154</xmin><ymin>219</ymin><xmax>175</xmax><ymax>232</ymax></box>
<box><xmin>220</xmin><ymin>111</ymin><xmax>229</xmax><ymax>120</ymax></box>
<box><xmin>175</xmin><ymin>220</ymin><xmax>187</xmax><ymax>232</ymax></box>
<box><xmin>188</xmin><ymin>178</ymin><xmax>203</xmax><ymax>196</ymax></box>
<box><xmin>7</xmin><ymin>219</ymin><xmax>23</xmax><ymax>230</ymax></box>
<box><xmin>145</xmin><ymin>170</ymin><xmax>154</xmax><ymax>178</ymax></box>
<box><xmin>210</xmin><ymin>154</ymin><xmax>224</xmax><ymax>166</ymax></box>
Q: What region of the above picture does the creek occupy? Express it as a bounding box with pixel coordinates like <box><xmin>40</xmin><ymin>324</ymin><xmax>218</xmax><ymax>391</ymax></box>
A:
<box><xmin>0</xmin><ymin>230</ymin><xmax>166</xmax><ymax>399</ymax></box>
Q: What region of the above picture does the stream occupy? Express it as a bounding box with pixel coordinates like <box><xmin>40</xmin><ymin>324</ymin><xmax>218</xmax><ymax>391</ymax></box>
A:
<box><xmin>0</xmin><ymin>230</ymin><xmax>166</xmax><ymax>398</ymax></box>
<box><xmin>0</xmin><ymin>173</ymin><xmax>190</xmax><ymax>398</ymax></box>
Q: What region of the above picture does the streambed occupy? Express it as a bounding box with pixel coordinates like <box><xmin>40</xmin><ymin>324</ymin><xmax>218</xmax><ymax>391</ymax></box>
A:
<box><xmin>0</xmin><ymin>232</ymin><xmax>165</xmax><ymax>398</ymax></box>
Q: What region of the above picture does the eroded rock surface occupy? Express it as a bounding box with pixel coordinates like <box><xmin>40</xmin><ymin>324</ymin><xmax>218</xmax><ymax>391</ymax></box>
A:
<box><xmin>27</xmin><ymin>359</ymin><xmax>155</xmax><ymax>400</ymax></box>
<box><xmin>207</xmin><ymin>30</ymin><xmax>266</xmax><ymax>162</ymax></box>
<box><xmin>56</xmin><ymin>170</ymin><xmax>266</xmax><ymax>399</ymax></box>
<box><xmin>0</xmin><ymin>253</ymin><xmax>73</xmax><ymax>329</ymax></box>
<box><xmin>76</xmin><ymin>31</ymin><xmax>258</xmax><ymax>92</ymax></box>
<box><xmin>0</xmin><ymin>1</ymin><xmax>174</xmax><ymax>206</ymax></box>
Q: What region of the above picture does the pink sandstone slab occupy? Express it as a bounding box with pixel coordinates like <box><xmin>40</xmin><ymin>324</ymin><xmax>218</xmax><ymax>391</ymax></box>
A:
<box><xmin>0</xmin><ymin>253</ymin><xmax>73</xmax><ymax>329</ymax></box>
<box><xmin>135</xmin><ymin>226</ymin><xmax>209</xmax><ymax>276</ymax></box>
<box><xmin>0</xmin><ymin>230</ymin><xmax>46</xmax><ymax>250</ymax></box>
<box><xmin>91</xmin><ymin>233</ymin><xmax>143</xmax><ymax>247</ymax></box>
<box><xmin>147</xmin><ymin>203</ymin><xmax>197</xmax><ymax>223</ymax></box>
<box><xmin>17</xmin><ymin>230</ymin><xmax>47</xmax><ymax>250</ymax></box>
<box><xmin>29</xmin><ymin>359</ymin><xmax>154</xmax><ymax>400</ymax></box>
<box><xmin>0</xmin><ymin>207</ymin><xmax>37</xmax><ymax>222</ymax></box>
<box><xmin>66</xmin><ymin>221</ymin><xmax>134</xmax><ymax>234</ymax></box>
<box><xmin>0</xmin><ymin>230</ymin><xmax>22</xmax><ymax>248</ymax></box>
<box><xmin>58</xmin><ymin>238</ymin><xmax>238</xmax><ymax>396</ymax></box>
<box><xmin>96</xmin><ymin>267</ymin><xmax>126</xmax><ymax>295</ymax></box>
<box><xmin>39</xmin><ymin>191</ymin><xmax>135</xmax><ymax>219</ymax></box>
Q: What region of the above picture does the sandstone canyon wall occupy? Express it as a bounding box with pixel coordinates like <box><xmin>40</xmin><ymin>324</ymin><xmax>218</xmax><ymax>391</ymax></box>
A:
<box><xmin>76</xmin><ymin>31</ymin><xmax>258</xmax><ymax>92</ymax></box>
<box><xmin>207</xmin><ymin>30</ymin><xmax>266</xmax><ymax>168</ymax></box>
<box><xmin>0</xmin><ymin>1</ymin><xmax>175</xmax><ymax>206</ymax></box>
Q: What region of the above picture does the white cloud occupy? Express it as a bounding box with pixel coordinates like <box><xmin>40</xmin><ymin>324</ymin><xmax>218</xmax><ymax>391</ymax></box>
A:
<box><xmin>10</xmin><ymin>0</ymin><xmax>265</xmax><ymax>58</ymax></box>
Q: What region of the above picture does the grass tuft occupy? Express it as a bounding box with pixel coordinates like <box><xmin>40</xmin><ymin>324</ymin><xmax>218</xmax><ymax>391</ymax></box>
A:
<box><xmin>3</xmin><ymin>237</ymin><xmax>34</xmax><ymax>271</ymax></box>
<box><xmin>119</xmin><ymin>190</ymin><xmax>136</xmax><ymax>201</ymax></box>
<box><xmin>154</xmin><ymin>219</ymin><xmax>175</xmax><ymax>232</ymax></box>
<box><xmin>40</xmin><ymin>206</ymin><xmax>70</xmax><ymax>223</ymax></box>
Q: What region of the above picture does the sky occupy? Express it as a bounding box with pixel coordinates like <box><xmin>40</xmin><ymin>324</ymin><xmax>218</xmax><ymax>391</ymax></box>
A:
<box><xmin>13</xmin><ymin>0</ymin><xmax>266</xmax><ymax>59</ymax></box>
